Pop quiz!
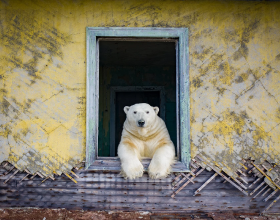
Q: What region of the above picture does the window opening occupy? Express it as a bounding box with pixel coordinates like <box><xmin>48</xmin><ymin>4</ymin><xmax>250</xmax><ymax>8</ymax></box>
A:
<box><xmin>86</xmin><ymin>28</ymin><xmax>190</xmax><ymax>172</ymax></box>
<box><xmin>98</xmin><ymin>40</ymin><xmax>176</xmax><ymax>157</ymax></box>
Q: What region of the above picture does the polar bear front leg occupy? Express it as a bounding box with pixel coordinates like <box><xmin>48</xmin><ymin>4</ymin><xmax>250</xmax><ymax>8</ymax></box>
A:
<box><xmin>118</xmin><ymin>143</ymin><xmax>144</xmax><ymax>179</ymax></box>
<box><xmin>148</xmin><ymin>145</ymin><xmax>175</xmax><ymax>179</ymax></box>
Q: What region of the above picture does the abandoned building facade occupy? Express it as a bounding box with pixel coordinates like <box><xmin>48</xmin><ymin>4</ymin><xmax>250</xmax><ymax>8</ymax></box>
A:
<box><xmin>0</xmin><ymin>0</ymin><xmax>280</xmax><ymax>215</ymax></box>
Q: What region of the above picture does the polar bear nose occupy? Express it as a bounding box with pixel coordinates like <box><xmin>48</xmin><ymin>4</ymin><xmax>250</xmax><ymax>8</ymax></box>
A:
<box><xmin>138</xmin><ymin>120</ymin><xmax>145</xmax><ymax>127</ymax></box>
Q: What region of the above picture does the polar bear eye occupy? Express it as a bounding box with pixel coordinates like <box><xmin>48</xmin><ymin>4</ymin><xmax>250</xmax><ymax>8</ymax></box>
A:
<box><xmin>146</xmin><ymin>111</ymin><xmax>149</xmax><ymax>114</ymax></box>
<box><xmin>134</xmin><ymin>111</ymin><xmax>137</xmax><ymax>114</ymax></box>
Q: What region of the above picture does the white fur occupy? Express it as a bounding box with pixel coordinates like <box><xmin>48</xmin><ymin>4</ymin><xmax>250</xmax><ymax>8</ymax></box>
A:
<box><xmin>118</xmin><ymin>103</ymin><xmax>175</xmax><ymax>179</ymax></box>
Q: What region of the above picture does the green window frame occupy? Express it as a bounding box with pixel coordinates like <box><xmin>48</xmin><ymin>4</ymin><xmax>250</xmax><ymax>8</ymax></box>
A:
<box><xmin>86</xmin><ymin>27</ymin><xmax>190</xmax><ymax>172</ymax></box>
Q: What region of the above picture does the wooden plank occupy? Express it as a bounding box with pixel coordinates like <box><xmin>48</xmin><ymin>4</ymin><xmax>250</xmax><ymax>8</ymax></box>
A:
<box><xmin>87</xmin><ymin>158</ymin><xmax>191</xmax><ymax>172</ymax></box>
<box><xmin>193</xmin><ymin>173</ymin><xmax>218</xmax><ymax>196</ymax></box>
<box><xmin>171</xmin><ymin>168</ymin><xmax>205</xmax><ymax>198</ymax></box>
<box><xmin>262</xmin><ymin>188</ymin><xmax>271</xmax><ymax>197</ymax></box>
<box><xmin>0</xmin><ymin>195</ymin><xmax>277</xmax><ymax>213</ymax></box>
<box><xmin>0</xmin><ymin>187</ymin><xmax>249</xmax><ymax>198</ymax></box>
<box><xmin>252</xmin><ymin>163</ymin><xmax>280</xmax><ymax>190</ymax></box>
<box><xmin>172</xmin><ymin>173</ymin><xmax>182</xmax><ymax>184</ymax></box>
<box><xmin>249</xmin><ymin>177</ymin><xmax>262</xmax><ymax>188</ymax></box>
<box><xmin>70</xmin><ymin>171</ymin><xmax>79</xmax><ymax>179</ymax></box>
<box><xmin>19</xmin><ymin>173</ymin><xmax>30</xmax><ymax>183</ymax></box>
<box><xmin>172</xmin><ymin>169</ymin><xmax>198</xmax><ymax>190</ymax></box>
<box><xmin>0</xmin><ymin>201</ymin><xmax>264</xmax><ymax>213</ymax></box>
<box><xmin>38</xmin><ymin>177</ymin><xmax>50</xmax><ymax>186</ymax></box>
<box><xmin>250</xmin><ymin>181</ymin><xmax>266</xmax><ymax>196</ymax></box>
<box><xmin>0</xmin><ymin>193</ymin><xmax>267</xmax><ymax>206</ymax></box>
<box><xmin>3</xmin><ymin>165</ymin><xmax>14</xmax><ymax>176</ymax></box>
<box><xmin>2</xmin><ymin>162</ymin><xmax>8</xmax><ymax>167</ymax></box>
<box><xmin>8</xmin><ymin>180</ymin><xmax>242</xmax><ymax>192</ymax></box>
<box><xmin>263</xmin><ymin>193</ymin><xmax>280</xmax><ymax>213</ymax></box>
<box><xmin>0</xmin><ymin>173</ymin><xmax>255</xmax><ymax>186</ymax></box>
<box><xmin>10</xmin><ymin>170</ymin><xmax>250</xmax><ymax>183</ymax></box>
<box><xmin>231</xmin><ymin>177</ymin><xmax>247</xmax><ymax>190</ymax></box>
<box><xmin>0</xmin><ymin>198</ymin><xmax>269</xmax><ymax>215</ymax></box>
<box><xmin>251</xmin><ymin>185</ymin><xmax>268</xmax><ymax>200</ymax></box>
<box><xmin>4</xmin><ymin>170</ymin><xmax>19</xmax><ymax>184</ymax></box>
<box><xmin>64</xmin><ymin>173</ymin><xmax>77</xmax><ymax>184</ymax></box>
<box><xmin>264</xmin><ymin>189</ymin><xmax>279</xmax><ymax>202</ymax></box>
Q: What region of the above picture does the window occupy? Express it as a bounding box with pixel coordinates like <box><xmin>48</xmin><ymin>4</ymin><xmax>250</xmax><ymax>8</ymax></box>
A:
<box><xmin>86</xmin><ymin>27</ymin><xmax>190</xmax><ymax>172</ymax></box>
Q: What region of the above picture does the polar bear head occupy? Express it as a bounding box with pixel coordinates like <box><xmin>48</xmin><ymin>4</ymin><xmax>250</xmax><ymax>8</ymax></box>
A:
<box><xmin>124</xmin><ymin>103</ymin><xmax>159</xmax><ymax>128</ymax></box>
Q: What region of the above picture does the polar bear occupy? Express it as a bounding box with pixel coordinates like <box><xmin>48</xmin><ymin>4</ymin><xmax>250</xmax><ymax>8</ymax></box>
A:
<box><xmin>117</xmin><ymin>103</ymin><xmax>175</xmax><ymax>179</ymax></box>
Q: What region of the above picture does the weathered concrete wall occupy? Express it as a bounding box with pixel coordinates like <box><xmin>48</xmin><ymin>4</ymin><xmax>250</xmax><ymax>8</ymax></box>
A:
<box><xmin>0</xmin><ymin>0</ymin><xmax>279</xmax><ymax>177</ymax></box>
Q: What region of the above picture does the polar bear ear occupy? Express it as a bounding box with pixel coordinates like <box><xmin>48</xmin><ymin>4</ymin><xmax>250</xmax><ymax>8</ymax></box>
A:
<box><xmin>124</xmin><ymin>106</ymin><xmax>130</xmax><ymax>114</ymax></box>
<box><xmin>153</xmin><ymin>107</ymin><xmax>159</xmax><ymax>115</ymax></box>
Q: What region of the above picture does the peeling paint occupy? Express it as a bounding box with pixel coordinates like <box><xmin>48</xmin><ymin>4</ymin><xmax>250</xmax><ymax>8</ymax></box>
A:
<box><xmin>0</xmin><ymin>0</ymin><xmax>280</xmax><ymax>178</ymax></box>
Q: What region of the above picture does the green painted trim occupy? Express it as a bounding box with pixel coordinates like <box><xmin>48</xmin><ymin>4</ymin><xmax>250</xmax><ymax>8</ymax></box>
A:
<box><xmin>179</xmin><ymin>29</ymin><xmax>191</xmax><ymax>169</ymax></box>
<box><xmin>86</xmin><ymin>28</ymin><xmax>97</xmax><ymax>169</ymax></box>
<box><xmin>86</xmin><ymin>27</ymin><xmax>190</xmax><ymax>171</ymax></box>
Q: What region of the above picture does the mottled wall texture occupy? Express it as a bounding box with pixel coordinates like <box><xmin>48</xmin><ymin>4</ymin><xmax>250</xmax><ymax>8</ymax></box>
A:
<box><xmin>0</xmin><ymin>0</ymin><xmax>280</xmax><ymax>177</ymax></box>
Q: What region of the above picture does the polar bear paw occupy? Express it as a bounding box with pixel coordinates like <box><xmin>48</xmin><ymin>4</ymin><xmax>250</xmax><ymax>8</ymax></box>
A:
<box><xmin>121</xmin><ymin>162</ymin><xmax>144</xmax><ymax>179</ymax></box>
<box><xmin>148</xmin><ymin>164</ymin><xmax>170</xmax><ymax>179</ymax></box>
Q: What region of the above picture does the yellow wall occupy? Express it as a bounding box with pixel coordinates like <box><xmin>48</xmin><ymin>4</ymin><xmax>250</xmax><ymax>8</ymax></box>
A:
<box><xmin>0</xmin><ymin>0</ymin><xmax>280</xmax><ymax>177</ymax></box>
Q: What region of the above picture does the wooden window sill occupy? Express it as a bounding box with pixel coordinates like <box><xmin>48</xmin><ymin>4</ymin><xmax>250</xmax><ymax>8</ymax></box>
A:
<box><xmin>87</xmin><ymin>158</ymin><xmax>190</xmax><ymax>172</ymax></box>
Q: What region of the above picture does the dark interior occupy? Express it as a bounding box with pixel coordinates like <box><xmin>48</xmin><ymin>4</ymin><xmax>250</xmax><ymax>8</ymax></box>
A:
<box><xmin>98</xmin><ymin>39</ymin><xmax>177</xmax><ymax>157</ymax></box>
<box><xmin>99</xmin><ymin>40</ymin><xmax>176</xmax><ymax>66</ymax></box>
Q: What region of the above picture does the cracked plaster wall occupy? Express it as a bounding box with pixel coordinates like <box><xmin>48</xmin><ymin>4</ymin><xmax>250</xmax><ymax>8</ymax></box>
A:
<box><xmin>0</xmin><ymin>0</ymin><xmax>280</xmax><ymax>177</ymax></box>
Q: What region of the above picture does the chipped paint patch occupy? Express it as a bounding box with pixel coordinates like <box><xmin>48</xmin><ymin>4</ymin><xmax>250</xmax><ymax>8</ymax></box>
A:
<box><xmin>0</xmin><ymin>5</ymin><xmax>85</xmax><ymax>175</ymax></box>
